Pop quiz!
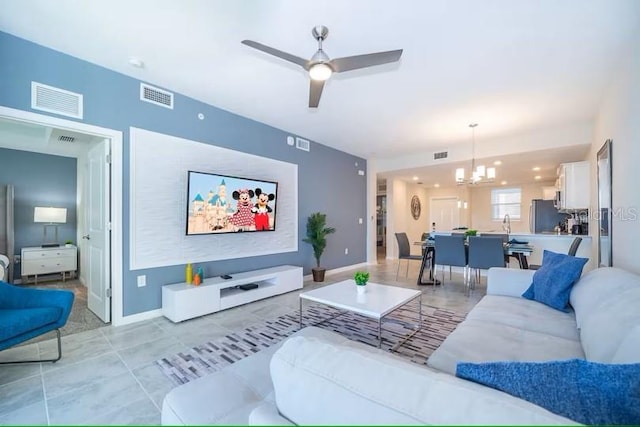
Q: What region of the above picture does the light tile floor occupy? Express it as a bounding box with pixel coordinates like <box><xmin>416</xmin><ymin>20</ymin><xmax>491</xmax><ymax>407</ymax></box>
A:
<box><xmin>0</xmin><ymin>258</ymin><xmax>487</xmax><ymax>425</ymax></box>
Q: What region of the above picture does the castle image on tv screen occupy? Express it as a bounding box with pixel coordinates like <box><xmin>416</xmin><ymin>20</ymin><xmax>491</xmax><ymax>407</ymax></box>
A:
<box><xmin>186</xmin><ymin>171</ymin><xmax>278</xmax><ymax>235</ymax></box>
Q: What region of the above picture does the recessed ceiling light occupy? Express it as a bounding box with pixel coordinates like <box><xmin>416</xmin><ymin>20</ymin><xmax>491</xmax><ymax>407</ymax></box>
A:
<box><xmin>128</xmin><ymin>57</ymin><xmax>145</xmax><ymax>68</ymax></box>
<box><xmin>532</xmin><ymin>166</ymin><xmax>541</xmax><ymax>171</ymax></box>
<box><xmin>434</xmin><ymin>183</ymin><xmax>440</xmax><ymax>188</ymax></box>
<box><xmin>494</xmin><ymin>160</ymin><xmax>502</xmax><ymax>166</ymax></box>
<box><xmin>534</xmin><ymin>175</ymin><xmax>542</xmax><ymax>180</ymax></box>
<box><xmin>412</xmin><ymin>176</ymin><xmax>419</xmax><ymax>181</ymax></box>
<box><xmin>501</xmin><ymin>180</ymin><xmax>507</xmax><ymax>185</ymax></box>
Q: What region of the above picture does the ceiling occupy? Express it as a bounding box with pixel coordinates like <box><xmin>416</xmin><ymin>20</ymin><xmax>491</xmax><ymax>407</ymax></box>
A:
<box><xmin>0</xmin><ymin>0</ymin><xmax>637</xmax><ymax>164</ymax></box>
<box><xmin>0</xmin><ymin>117</ymin><xmax>100</xmax><ymax>158</ymax></box>
<box><xmin>379</xmin><ymin>144</ymin><xmax>591</xmax><ymax>188</ymax></box>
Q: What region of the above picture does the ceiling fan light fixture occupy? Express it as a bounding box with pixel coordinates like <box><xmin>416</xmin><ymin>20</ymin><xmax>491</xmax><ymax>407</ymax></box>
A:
<box><xmin>309</xmin><ymin>63</ymin><xmax>332</xmax><ymax>81</ymax></box>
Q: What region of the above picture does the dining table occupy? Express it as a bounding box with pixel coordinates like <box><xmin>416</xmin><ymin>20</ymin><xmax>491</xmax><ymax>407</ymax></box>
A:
<box><xmin>413</xmin><ymin>239</ymin><xmax>534</xmax><ymax>286</ymax></box>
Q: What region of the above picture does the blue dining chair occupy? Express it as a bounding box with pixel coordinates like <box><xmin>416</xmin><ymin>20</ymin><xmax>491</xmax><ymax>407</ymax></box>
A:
<box><xmin>434</xmin><ymin>235</ymin><xmax>467</xmax><ymax>286</ymax></box>
<box><xmin>0</xmin><ymin>281</ymin><xmax>75</xmax><ymax>364</ymax></box>
<box><xmin>395</xmin><ymin>232</ymin><xmax>423</xmax><ymax>279</ymax></box>
<box><xmin>467</xmin><ymin>236</ymin><xmax>506</xmax><ymax>293</ymax></box>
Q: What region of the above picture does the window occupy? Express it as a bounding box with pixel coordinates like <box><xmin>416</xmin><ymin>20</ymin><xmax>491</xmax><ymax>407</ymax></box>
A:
<box><xmin>491</xmin><ymin>187</ymin><xmax>521</xmax><ymax>220</ymax></box>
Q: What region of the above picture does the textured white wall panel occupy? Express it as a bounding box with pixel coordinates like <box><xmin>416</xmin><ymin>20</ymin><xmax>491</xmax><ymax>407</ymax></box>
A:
<box><xmin>130</xmin><ymin>127</ymin><xmax>298</xmax><ymax>270</ymax></box>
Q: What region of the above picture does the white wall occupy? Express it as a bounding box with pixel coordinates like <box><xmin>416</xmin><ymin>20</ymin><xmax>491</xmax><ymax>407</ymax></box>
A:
<box><xmin>591</xmin><ymin>39</ymin><xmax>640</xmax><ymax>273</ymax></box>
<box><xmin>470</xmin><ymin>182</ymin><xmax>554</xmax><ymax>233</ymax></box>
<box><xmin>129</xmin><ymin>128</ymin><xmax>298</xmax><ymax>269</ymax></box>
<box><xmin>404</xmin><ymin>184</ymin><xmax>429</xmax><ymax>255</ymax></box>
<box><xmin>375</xmin><ymin>122</ymin><xmax>593</xmax><ymax>173</ymax></box>
<box><xmin>385</xmin><ymin>178</ymin><xmax>406</xmax><ymax>259</ymax></box>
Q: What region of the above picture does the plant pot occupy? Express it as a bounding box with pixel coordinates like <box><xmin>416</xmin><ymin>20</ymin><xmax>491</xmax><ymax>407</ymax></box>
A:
<box><xmin>356</xmin><ymin>284</ymin><xmax>366</xmax><ymax>294</ymax></box>
<box><xmin>312</xmin><ymin>268</ymin><xmax>326</xmax><ymax>282</ymax></box>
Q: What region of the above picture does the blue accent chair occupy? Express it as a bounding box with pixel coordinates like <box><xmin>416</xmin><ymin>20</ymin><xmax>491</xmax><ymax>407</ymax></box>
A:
<box><xmin>0</xmin><ymin>281</ymin><xmax>74</xmax><ymax>364</ymax></box>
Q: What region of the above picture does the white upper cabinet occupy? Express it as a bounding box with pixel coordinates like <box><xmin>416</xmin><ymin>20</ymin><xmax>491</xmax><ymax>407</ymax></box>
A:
<box><xmin>557</xmin><ymin>161</ymin><xmax>590</xmax><ymax>210</ymax></box>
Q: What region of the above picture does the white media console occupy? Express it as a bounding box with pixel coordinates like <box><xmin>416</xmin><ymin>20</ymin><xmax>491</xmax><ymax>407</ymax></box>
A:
<box><xmin>161</xmin><ymin>265</ymin><xmax>303</xmax><ymax>322</ymax></box>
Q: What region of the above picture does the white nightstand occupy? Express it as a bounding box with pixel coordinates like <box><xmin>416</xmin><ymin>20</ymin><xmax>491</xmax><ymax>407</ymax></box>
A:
<box><xmin>21</xmin><ymin>245</ymin><xmax>78</xmax><ymax>284</ymax></box>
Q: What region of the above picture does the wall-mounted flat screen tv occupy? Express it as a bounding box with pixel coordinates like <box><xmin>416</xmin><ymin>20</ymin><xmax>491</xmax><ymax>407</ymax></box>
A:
<box><xmin>186</xmin><ymin>171</ymin><xmax>278</xmax><ymax>235</ymax></box>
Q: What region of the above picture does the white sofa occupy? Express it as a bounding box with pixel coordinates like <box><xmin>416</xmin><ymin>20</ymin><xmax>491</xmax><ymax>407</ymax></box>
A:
<box><xmin>161</xmin><ymin>267</ymin><xmax>640</xmax><ymax>425</ymax></box>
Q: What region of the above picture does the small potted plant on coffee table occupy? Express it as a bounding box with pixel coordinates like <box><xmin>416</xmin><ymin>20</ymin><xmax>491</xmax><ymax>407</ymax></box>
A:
<box><xmin>354</xmin><ymin>271</ymin><xmax>369</xmax><ymax>294</ymax></box>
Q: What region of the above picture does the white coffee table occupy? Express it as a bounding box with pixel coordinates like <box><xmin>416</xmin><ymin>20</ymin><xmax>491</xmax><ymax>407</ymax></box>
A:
<box><xmin>299</xmin><ymin>280</ymin><xmax>422</xmax><ymax>349</ymax></box>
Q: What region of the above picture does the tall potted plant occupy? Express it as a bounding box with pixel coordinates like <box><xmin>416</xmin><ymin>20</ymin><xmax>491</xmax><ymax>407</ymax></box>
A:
<box><xmin>303</xmin><ymin>212</ymin><xmax>336</xmax><ymax>282</ymax></box>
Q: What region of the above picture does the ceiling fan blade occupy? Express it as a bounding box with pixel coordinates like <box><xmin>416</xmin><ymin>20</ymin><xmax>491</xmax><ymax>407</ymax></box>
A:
<box><xmin>329</xmin><ymin>49</ymin><xmax>403</xmax><ymax>73</ymax></box>
<box><xmin>241</xmin><ymin>40</ymin><xmax>310</xmax><ymax>69</ymax></box>
<box><xmin>309</xmin><ymin>79</ymin><xmax>325</xmax><ymax>108</ymax></box>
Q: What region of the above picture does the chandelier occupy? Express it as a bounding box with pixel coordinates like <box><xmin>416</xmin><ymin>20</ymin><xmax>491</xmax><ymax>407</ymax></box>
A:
<box><xmin>455</xmin><ymin>123</ymin><xmax>496</xmax><ymax>185</ymax></box>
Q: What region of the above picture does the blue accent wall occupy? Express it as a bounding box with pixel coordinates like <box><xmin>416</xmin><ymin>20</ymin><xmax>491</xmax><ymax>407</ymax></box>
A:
<box><xmin>0</xmin><ymin>31</ymin><xmax>367</xmax><ymax>316</ymax></box>
<box><xmin>0</xmin><ymin>148</ymin><xmax>77</xmax><ymax>280</ymax></box>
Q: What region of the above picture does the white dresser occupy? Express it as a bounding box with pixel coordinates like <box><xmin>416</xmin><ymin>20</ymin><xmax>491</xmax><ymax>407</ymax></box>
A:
<box><xmin>21</xmin><ymin>245</ymin><xmax>77</xmax><ymax>284</ymax></box>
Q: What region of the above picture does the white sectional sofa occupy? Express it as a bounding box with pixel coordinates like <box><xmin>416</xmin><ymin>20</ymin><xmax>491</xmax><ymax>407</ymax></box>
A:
<box><xmin>162</xmin><ymin>267</ymin><xmax>640</xmax><ymax>425</ymax></box>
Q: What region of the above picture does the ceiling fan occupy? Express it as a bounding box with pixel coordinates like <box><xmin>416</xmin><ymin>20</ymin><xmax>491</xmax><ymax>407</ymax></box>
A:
<box><xmin>241</xmin><ymin>25</ymin><xmax>403</xmax><ymax>108</ymax></box>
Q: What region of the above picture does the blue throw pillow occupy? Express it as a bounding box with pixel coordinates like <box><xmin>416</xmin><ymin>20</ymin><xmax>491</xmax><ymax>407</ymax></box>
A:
<box><xmin>456</xmin><ymin>359</ymin><xmax>640</xmax><ymax>425</ymax></box>
<box><xmin>522</xmin><ymin>250</ymin><xmax>587</xmax><ymax>311</ymax></box>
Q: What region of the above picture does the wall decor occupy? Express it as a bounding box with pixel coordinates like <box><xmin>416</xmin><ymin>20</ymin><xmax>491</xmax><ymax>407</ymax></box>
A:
<box><xmin>597</xmin><ymin>139</ymin><xmax>612</xmax><ymax>267</ymax></box>
<box><xmin>410</xmin><ymin>195</ymin><xmax>421</xmax><ymax>220</ymax></box>
<box><xmin>129</xmin><ymin>127</ymin><xmax>298</xmax><ymax>270</ymax></box>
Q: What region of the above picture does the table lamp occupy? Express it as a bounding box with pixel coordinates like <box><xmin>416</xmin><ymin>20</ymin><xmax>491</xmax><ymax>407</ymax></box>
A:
<box><xmin>34</xmin><ymin>206</ymin><xmax>67</xmax><ymax>248</ymax></box>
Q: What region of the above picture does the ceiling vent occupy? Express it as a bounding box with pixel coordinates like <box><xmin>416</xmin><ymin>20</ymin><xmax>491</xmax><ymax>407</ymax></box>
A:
<box><xmin>58</xmin><ymin>135</ymin><xmax>76</xmax><ymax>143</ymax></box>
<box><xmin>295</xmin><ymin>137</ymin><xmax>310</xmax><ymax>152</ymax></box>
<box><xmin>140</xmin><ymin>83</ymin><xmax>174</xmax><ymax>109</ymax></box>
<box><xmin>433</xmin><ymin>151</ymin><xmax>448</xmax><ymax>160</ymax></box>
<box><xmin>31</xmin><ymin>82</ymin><xmax>83</xmax><ymax>119</ymax></box>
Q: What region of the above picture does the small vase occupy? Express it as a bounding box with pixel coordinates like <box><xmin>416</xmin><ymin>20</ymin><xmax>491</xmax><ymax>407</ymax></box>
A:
<box><xmin>356</xmin><ymin>284</ymin><xmax>366</xmax><ymax>294</ymax></box>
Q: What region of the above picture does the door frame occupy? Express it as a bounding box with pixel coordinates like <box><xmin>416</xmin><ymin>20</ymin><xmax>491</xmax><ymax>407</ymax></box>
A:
<box><xmin>0</xmin><ymin>106</ymin><xmax>125</xmax><ymax>326</ymax></box>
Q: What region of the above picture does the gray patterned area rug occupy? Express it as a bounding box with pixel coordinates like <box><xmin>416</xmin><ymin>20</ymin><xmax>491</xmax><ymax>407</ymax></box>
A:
<box><xmin>156</xmin><ymin>302</ymin><xmax>465</xmax><ymax>386</ymax></box>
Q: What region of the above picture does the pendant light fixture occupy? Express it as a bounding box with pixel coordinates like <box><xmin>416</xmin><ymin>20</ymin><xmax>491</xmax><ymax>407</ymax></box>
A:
<box><xmin>455</xmin><ymin>123</ymin><xmax>496</xmax><ymax>185</ymax></box>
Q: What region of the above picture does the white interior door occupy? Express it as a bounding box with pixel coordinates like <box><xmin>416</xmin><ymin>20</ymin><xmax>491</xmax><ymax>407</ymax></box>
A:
<box><xmin>86</xmin><ymin>139</ymin><xmax>111</xmax><ymax>322</ymax></box>
<box><xmin>430</xmin><ymin>197</ymin><xmax>460</xmax><ymax>232</ymax></box>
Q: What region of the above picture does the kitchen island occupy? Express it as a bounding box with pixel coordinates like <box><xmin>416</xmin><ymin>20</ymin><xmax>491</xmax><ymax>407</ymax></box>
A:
<box><xmin>508</xmin><ymin>233</ymin><xmax>593</xmax><ymax>272</ymax></box>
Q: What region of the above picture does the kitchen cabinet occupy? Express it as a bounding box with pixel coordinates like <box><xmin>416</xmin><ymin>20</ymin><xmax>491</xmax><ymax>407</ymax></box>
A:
<box><xmin>557</xmin><ymin>161</ymin><xmax>590</xmax><ymax>210</ymax></box>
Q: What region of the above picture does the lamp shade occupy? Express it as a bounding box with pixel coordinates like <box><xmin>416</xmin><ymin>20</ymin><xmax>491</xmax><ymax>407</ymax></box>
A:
<box><xmin>34</xmin><ymin>207</ymin><xmax>67</xmax><ymax>223</ymax></box>
<box><xmin>309</xmin><ymin>63</ymin><xmax>332</xmax><ymax>81</ymax></box>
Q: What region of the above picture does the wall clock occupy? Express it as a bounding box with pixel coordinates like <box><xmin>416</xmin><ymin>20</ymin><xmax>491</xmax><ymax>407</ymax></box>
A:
<box><xmin>410</xmin><ymin>195</ymin><xmax>421</xmax><ymax>220</ymax></box>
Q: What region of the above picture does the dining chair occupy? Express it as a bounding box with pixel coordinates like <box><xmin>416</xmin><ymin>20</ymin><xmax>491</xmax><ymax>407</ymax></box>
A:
<box><xmin>528</xmin><ymin>236</ymin><xmax>583</xmax><ymax>270</ymax></box>
<box><xmin>467</xmin><ymin>236</ymin><xmax>506</xmax><ymax>292</ymax></box>
<box><xmin>394</xmin><ymin>232</ymin><xmax>423</xmax><ymax>279</ymax></box>
<box><xmin>480</xmin><ymin>233</ymin><xmax>511</xmax><ymax>266</ymax></box>
<box><xmin>434</xmin><ymin>235</ymin><xmax>467</xmax><ymax>285</ymax></box>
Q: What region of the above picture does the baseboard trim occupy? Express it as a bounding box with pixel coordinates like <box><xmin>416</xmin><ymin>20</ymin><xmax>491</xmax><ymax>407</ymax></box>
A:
<box><xmin>303</xmin><ymin>262</ymin><xmax>369</xmax><ymax>280</ymax></box>
<box><xmin>116</xmin><ymin>308</ymin><xmax>163</xmax><ymax>326</ymax></box>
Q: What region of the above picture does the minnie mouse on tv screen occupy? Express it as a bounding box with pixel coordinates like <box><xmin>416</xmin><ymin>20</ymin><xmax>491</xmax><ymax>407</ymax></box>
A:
<box><xmin>186</xmin><ymin>171</ymin><xmax>277</xmax><ymax>235</ymax></box>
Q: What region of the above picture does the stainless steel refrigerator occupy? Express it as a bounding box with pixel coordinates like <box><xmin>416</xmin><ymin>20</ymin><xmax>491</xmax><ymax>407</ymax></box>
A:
<box><xmin>529</xmin><ymin>199</ymin><xmax>569</xmax><ymax>234</ymax></box>
<box><xmin>0</xmin><ymin>184</ymin><xmax>15</xmax><ymax>282</ymax></box>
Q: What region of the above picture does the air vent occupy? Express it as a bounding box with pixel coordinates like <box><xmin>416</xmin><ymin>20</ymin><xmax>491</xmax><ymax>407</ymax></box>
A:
<box><xmin>140</xmin><ymin>83</ymin><xmax>174</xmax><ymax>109</ymax></box>
<box><xmin>378</xmin><ymin>182</ymin><xmax>387</xmax><ymax>192</ymax></box>
<box><xmin>433</xmin><ymin>151</ymin><xmax>448</xmax><ymax>160</ymax></box>
<box><xmin>58</xmin><ymin>135</ymin><xmax>76</xmax><ymax>143</ymax></box>
<box><xmin>295</xmin><ymin>137</ymin><xmax>310</xmax><ymax>152</ymax></box>
<box><xmin>31</xmin><ymin>82</ymin><xmax>83</xmax><ymax>119</ymax></box>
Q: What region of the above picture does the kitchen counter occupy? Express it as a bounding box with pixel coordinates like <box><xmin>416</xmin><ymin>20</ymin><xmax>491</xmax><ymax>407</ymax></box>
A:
<box><xmin>508</xmin><ymin>234</ymin><xmax>593</xmax><ymax>272</ymax></box>
<box><xmin>510</xmin><ymin>232</ymin><xmax>592</xmax><ymax>238</ymax></box>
